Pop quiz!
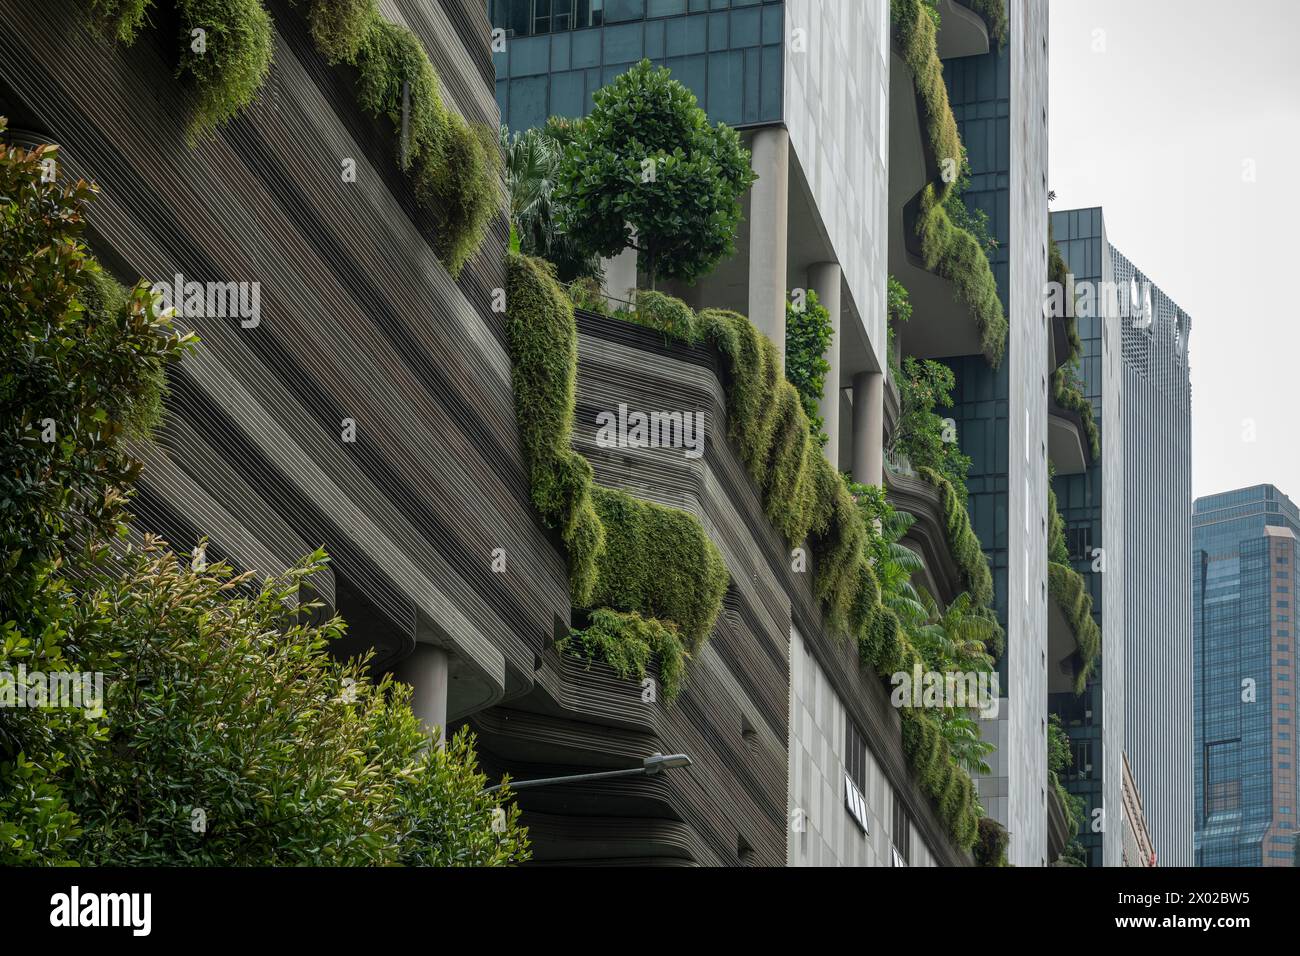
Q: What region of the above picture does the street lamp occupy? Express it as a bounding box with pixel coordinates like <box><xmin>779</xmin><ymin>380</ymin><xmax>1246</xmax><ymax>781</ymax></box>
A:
<box><xmin>482</xmin><ymin>752</ymin><xmax>692</xmax><ymax>794</ymax></box>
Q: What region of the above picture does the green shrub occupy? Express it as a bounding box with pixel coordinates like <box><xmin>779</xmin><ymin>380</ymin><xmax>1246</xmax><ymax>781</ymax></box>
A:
<box><xmin>632</xmin><ymin>289</ymin><xmax>700</xmax><ymax>342</ymax></box>
<box><xmin>588</xmin><ymin>487</ymin><xmax>728</xmax><ymax>655</ymax></box>
<box><xmin>300</xmin><ymin>0</ymin><xmax>375</xmax><ymax>63</ymax></box>
<box><xmin>784</xmin><ymin>288</ymin><xmax>833</xmax><ymax>447</ymax></box>
<box><xmin>420</xmin><ymin>114</ymin><xmax>502</xmax><ymax>276</ymax></box>
<box><xmin>86</xmin><ymin>0</ymin><xmax>153</xmax><ymax>42</ymax></box>
<box><xmin>41</xmin><ymin>546</ymin><xmax>528</xmax><ymax>865</ymax></box>
<box><xmin>176</xmin><ymin>0</ymin><xmax>275</xmax><ymax>138</ymax></box>
<box><xmin>974</xmin><ymin>816</ymin><xmax>1010</xmax><ymax>866</ymax></box>
<box><xmin>559</xmin><ymin>607</ymin><xmax>687</xmax><ymax>702</ymax></box>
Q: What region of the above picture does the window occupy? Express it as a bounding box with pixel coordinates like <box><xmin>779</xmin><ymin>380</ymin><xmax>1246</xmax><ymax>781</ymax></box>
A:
<box><xmin>844</xmin><ymin>717</ymin><xmax>869</xmax><ymax>835</ymax></box>
<box><xmin>891</xmin><ymin>791</ymin><xmax>911</xmax><ymax>866</ymax></box>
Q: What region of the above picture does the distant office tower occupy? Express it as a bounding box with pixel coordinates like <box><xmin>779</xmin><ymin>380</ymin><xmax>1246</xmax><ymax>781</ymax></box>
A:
<box><xmin>1113</xmin><ymin>244</ymin><xmax>1193</xmax><ymax>866</ymax></box>
<box><xmin>1048</xmin><ymin>207</ymin><xmax>1127</xmax><ymax>868</ymax></box>
<box><xmin>1193</xmin><ymin>486</ymin><xmax>1300</xmax><ymax>866</ymax></box>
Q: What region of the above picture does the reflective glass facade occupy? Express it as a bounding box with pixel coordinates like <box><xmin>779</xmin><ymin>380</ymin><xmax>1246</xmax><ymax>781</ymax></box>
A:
<box><xmin>1194</xmin><ymin>485</ymin><xmax>1300</xmax><ymax>866</ymax></box>
<box><xmin>1047</xmin><ymin>208</ymin><xmax>1109</xmax><ymax>869</ymax></box>
<box><xmin>489</xmin><ymin>0</ymin><xmax>785</xmax><ymax>131</ymax></box>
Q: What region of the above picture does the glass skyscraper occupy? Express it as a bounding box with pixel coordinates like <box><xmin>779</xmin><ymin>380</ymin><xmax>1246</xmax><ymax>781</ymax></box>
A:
<box><xmin>1193</xmin><ymin>485</ymin><xmax>1300</xmax><ymax>867</ymax></box>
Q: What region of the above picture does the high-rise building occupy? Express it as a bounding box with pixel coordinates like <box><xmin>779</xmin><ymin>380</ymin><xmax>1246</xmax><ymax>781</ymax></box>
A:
<box><xmin>1047</xmin><ymin>207</ymin><xmax>1125</xmax><ymax>868</ymax></box>
<box><xmin>1115</xmin><ymin>244</ymin><xmax>1194</xmax><ymax>866</ymax></box>
<box><xmin>1048</xmin><ymin>207</ymin><xmax>1193</xmax><ymax>867</ymax></box>
<box><xmin>1193</xmin><ymin>485</ymin><xmax>1300</xmax><ymax>867</ymax></box>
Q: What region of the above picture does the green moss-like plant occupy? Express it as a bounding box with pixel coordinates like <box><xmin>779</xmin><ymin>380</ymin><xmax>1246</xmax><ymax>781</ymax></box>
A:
<box><xmin>974</xmin><ymin>816</ymin><xmax>1010</xmax><ymax>866</ymax></box>
<box><xmin>587</xmin><ymin>486</ymin><xmax>728</xmax><ymax>655</ymax></box>
<box><xmin>505</xmin><ymin>254</ymin><xmax>728</xmax><ymax>698</ymax></box>
<box><xmin>559</xmin><ymin>608</ymin><xmax>687</xmax><ymax>702</ymax></box>
<box><xmin>176</xmin><ymin>0</ymin><xmax>275</xmax><ymax>138</ymax></box>
<box><xmin>86</xmin><ymin>0</ymin><xmax>153</xmax><ymax>42</ymax></box>
<box><xmin>892</xmin><ymin>0</ymin><xmax>1007</xmax><ymax>367</ymax></box>
<box><xmin>630</xmin><ymin>289</ymin><xmax>701</xmax><ymax>342</ymax></box>
<box><xmin>1049</xmin><ymin>561</ymin><xmax>1101</xmax><ymax>693</ymax></box>
<box><xmin>504</xmin><ymin>254</ymin><xmax>605</xmax><ymax>604</ymax></box>
<box><xmin>916</xmin><ymin>465</ymin><xmax>994</xmax><ymax>607</ymax></box>
<box><xmin>299</xmin><ymin>0</ymin><xmax>500</xmax><ymax>276</ymax></box>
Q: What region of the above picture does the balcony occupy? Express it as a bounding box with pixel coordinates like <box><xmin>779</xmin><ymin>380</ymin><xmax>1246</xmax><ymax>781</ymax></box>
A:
<box><xmin>887</xmin><ymin>0</ymin><xmax>1006</xmax><ymax>366</ymax></box>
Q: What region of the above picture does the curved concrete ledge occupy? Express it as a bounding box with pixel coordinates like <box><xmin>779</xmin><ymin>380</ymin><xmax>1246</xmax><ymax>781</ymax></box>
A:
<box><xmin>941</xmin><ymin>0</ymin><xmax>993</xmax><ymax>59</ymax></box>
<box><xmin>884</xmin><ymin>466</ymin><xmax>965</xmax><ymax>607</ymax></box>
<box><xmin>1048</xmin><ymin>401</ymin><xmax>1093</xmax><ymax>476</ymax></box>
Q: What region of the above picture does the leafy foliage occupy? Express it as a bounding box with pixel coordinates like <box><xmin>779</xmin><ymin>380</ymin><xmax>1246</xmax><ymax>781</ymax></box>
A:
<box><xmin>1</xmin><ymin>136</ymin><xmax>522</xmax><ymax>864</ymax></box>
<box><xmin>0</xmin><ymin>125</ymin><xmax>191</xmax><ymax>619</ymax></box>
<box><xmin>1047</xmin><ymin>465</ymin><xmax>1101</xmax><ymax>692</ymax></box>
<box><xmin>554</xmin><ymin>60</ymin><xmax>755</xmax><ymax>286</ymax></box>
<box><xmin>175</xmin><ymin>0</ymin><xmax>275</xmax><ymax>138</ymax></box>
<box><xmin>890</xmin><ymin>355</ymin><xmax>972</xmax><ymax>504</ymax></box>
<box><xmin>784</xmin><ymin>289</ymin><xmax>834</xmax><ymax>448</ymax></box>
<box><xmin>973</xmin><ymin>816</ymin><xmax>1010</xmax><ymax>866</ymax></box>
<box><xmin>500</xmin><ymin>125</ymin><xmax>601</xmax><ymax>282</ymax></box>
<box><xmin>559</xmin><ymin>608</ymin><xmax>686</xmax><ymax>702</ymax></box>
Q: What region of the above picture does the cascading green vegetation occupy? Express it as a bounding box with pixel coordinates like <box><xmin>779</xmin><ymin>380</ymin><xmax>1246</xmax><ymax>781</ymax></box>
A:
<box><xmin>517</xmin><ymin>269</ymin><xmax>985</xmax><ymax>848</ymax></box>
<box><xmin>1047</xmin><ymin>232</ymin><xmax>1101</xmax><ymax>458</ymax></box>
<box><xmin>301</xmin><ymin>0</ymin><xmax>501</xmax><ymax>276</ymax></box>
<box><xmin>83</xmin><ymin>0</ymin><xmax>500</xmax><ymax>276</ymax></box>
<box><xmin>1047</xmin><ymin>478</ymin><xmax>1101</xmax><ymax>692</ymax></box>
<box><xmin>784</xmin><ymin>289</ymin><xmax>834</xmax><ymax>448</ymax></box>
<box><xmin>973</xmin><ymin>816</ymin><xmax>1010</xmax><ymax>866</ymax></box>
<box><xmin>891</xmin><ymin>0</ymin><xmax>1007</xmax><ymax>367</ymax></box>
<box><xmin>85</xmin><ymin>0</ymin><xmax>274</xmax><ymax>138</ymax></box>
<box><xmin>916</xmin><ymin>465</ymin><xmax>994</xmax><ymax>609</ymax></box>
<box><xmin>504</xmin><ymin>254</ymin><xmax>727</xmax><ymax>702</ymax></box>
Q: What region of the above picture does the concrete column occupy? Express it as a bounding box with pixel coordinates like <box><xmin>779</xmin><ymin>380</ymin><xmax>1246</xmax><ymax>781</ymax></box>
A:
<box><xmin>395</xmin><ymin>643</ymin><xmax>450</xmax><ymax>746</ymax></box>
<box><xmin>852</xmin><ymin>370</ymin><xmax>885</xmax><ymax>487</ymax></box>
<box><xmin>747</xmin><ymin>126</ymin><xmax>789</xmax><ymax>362</ymax></box>
<box><xmin>808</xmin><ymin>262</ymin><xmax>842</xmax><ymax>469</ymax></box>
<box><xmin>600</xmin><ymin>243</ymin><xmax>638</xmax><ymax>308</ymax></box>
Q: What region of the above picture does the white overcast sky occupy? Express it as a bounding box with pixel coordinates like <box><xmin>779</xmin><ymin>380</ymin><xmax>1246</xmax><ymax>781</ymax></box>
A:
<box><xmin>1048</xmin><ymin>0</ymin><xmax>1300</xmax><ymax>503</ymax></box>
